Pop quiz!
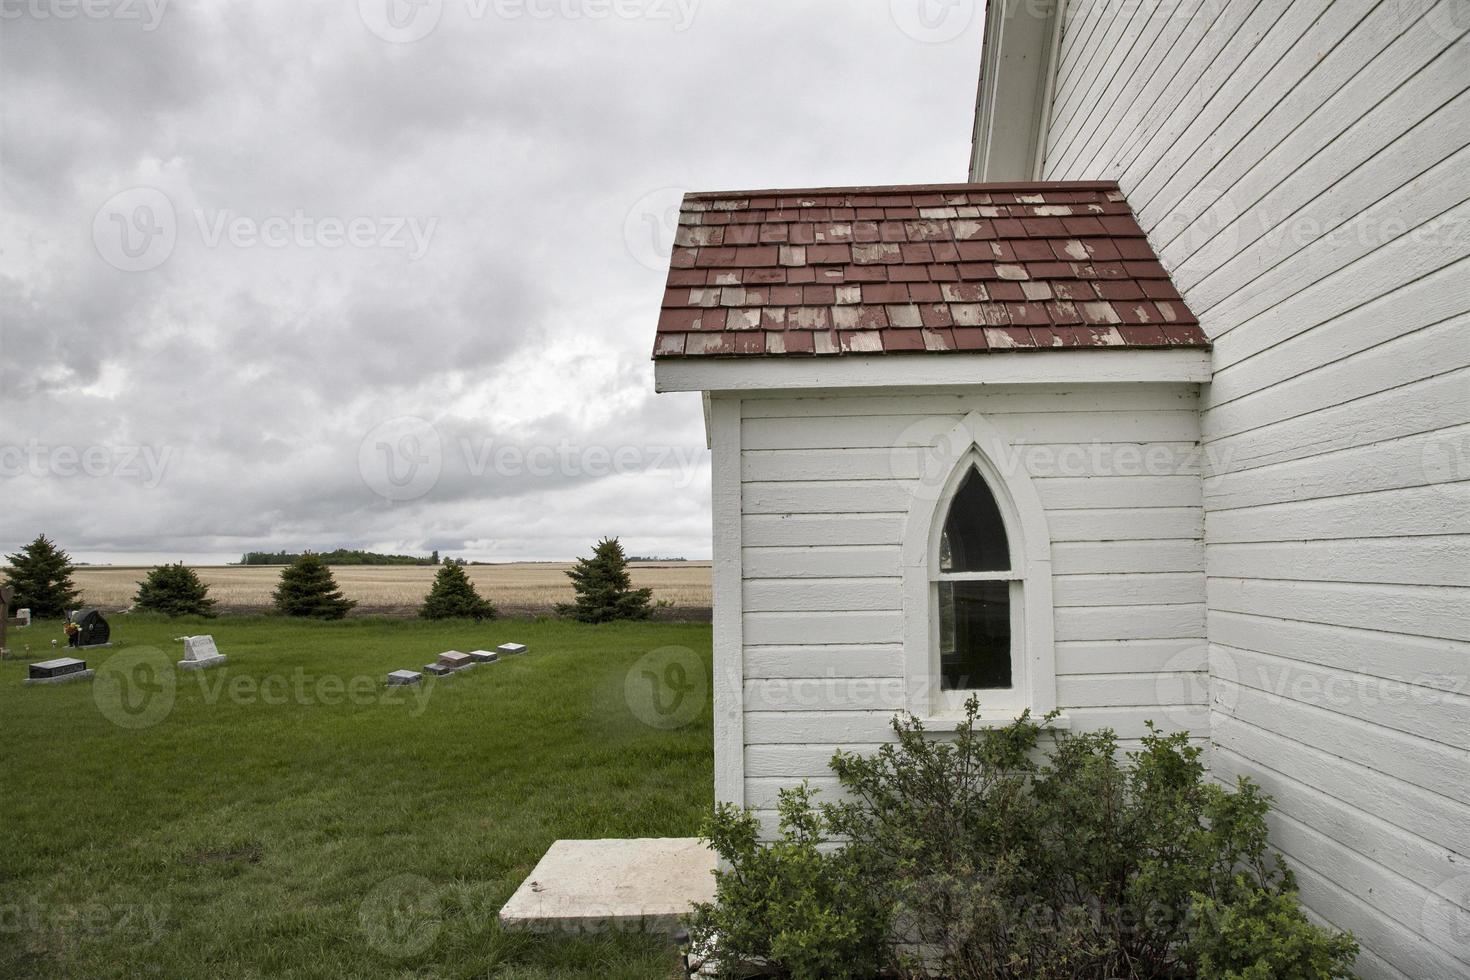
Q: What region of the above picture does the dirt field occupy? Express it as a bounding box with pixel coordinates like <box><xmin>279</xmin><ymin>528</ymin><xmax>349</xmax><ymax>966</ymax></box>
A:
<box><xmin>71</xmin><ymin>562</ymin><xmax>712</xmax><ymax>619</ymax></box>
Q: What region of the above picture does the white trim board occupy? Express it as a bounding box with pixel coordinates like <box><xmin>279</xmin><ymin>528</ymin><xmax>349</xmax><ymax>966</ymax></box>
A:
<box><xmin>654</xmin><ymin>350</ymin><xmax>1212</xmax><ymax>393</ymax></box>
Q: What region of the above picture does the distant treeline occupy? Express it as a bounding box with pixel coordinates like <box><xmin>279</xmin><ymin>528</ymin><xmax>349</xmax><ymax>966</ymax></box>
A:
<box><xmin>237</xmin><ymin>549</ymin><xmax>440</xmax><ymax>566</ymax></box>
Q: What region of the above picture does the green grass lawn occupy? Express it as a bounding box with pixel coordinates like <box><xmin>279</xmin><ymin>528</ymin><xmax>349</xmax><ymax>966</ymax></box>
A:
<box><xmin>0</xmin><ymin>615</ymin><xmax>713</xmax><ymax>979</ymax></box>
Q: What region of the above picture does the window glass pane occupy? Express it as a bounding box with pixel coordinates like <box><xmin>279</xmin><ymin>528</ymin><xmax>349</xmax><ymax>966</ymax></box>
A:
<box><xmin>940</xmin><ymin>468</ymin><xmax>1010</xmax><ymax>572</ymax></box>
<box><xmin>938</xmin><ymin>580</ymin><xmax>1011</xmax><ymax>690</ymax></box>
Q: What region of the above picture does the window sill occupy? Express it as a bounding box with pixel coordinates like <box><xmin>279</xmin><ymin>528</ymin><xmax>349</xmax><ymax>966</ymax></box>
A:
<box><xmin>917</xmin><ymin>710</ymin><xmax>1071</xmax><ymax>732</ymax></box>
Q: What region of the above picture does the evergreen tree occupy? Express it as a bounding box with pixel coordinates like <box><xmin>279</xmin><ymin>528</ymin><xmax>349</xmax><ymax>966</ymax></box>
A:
<box><xmin>134</xmin><ymin>563</ymin><xmax>217</xmax><ymax>617</ymax></box>
<box><xmin>419</xmin><ymin>560</ymin><xmax>496</xmax><ymax>620</ymax></box>
<box><xmin>556</xmin><ymin>537</ymin><xmax>654</xmax><ymax>624</ymax></box>
<box><xmin>271</xmin><ymin>552</ymin><xmax>357</xmax><ymax>619</ymax></box>
<box><xmin>2</xmin><ymin>534</ymin><xmax>81</xmax><ymax>618</ymax></box>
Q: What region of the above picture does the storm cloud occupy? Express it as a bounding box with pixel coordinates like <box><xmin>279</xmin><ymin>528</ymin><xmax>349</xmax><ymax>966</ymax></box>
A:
<box><xmin>0</xmin><ymin>0</ymin><xmax>982</xmax><ymax>562</ymax></box>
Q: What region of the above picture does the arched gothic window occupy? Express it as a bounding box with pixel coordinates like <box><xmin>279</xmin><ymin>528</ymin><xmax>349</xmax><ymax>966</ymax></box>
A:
<box><xmin>936</xmin><ymin>467</ymin><xmax>1020</xmax><ymax>692</ymax></box>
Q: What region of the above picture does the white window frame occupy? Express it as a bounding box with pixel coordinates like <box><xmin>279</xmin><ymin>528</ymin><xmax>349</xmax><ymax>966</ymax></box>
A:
<box><xmin>902</xmin><ymin>411</ymin><xmax>1058</xmax><ymax>724</ymax></box>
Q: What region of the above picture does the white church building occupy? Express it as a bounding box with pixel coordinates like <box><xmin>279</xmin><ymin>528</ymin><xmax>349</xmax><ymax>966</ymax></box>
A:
<box><xmin>652</xmin><ymin>4</ymin><xmax>1468</xmax><ymax>978</ymax></box>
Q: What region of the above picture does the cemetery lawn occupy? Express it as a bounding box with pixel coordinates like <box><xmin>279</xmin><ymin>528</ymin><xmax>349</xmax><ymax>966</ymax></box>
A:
<box><xmin>0</xmin><ymin>615</ymin><xmax>713</xmax><ymax>979</ymax></box>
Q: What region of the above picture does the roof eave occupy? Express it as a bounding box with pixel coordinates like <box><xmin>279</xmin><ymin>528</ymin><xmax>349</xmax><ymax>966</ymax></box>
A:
<box><xmin>654</xmin><ymin>347</ymin><xmax>1212</xmax><ymax>394</ymax></box>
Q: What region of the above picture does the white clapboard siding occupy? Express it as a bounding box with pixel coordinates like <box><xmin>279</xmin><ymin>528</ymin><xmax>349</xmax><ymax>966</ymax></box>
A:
<box><xmin>1215</xmin><ymin>681</ymin><xmax>1468</xmax><ymax>807</ymax></box>
<box><xmin>1202</xmin><ymin>368</ymin><xmax>1470</xmax><ymax>473</ymax></box>
<box><xmin>1217</xmin><ymin>644</ymin><xmax>1470</xmax><ymax>748</ymax></box>
<box><xmin>1206</xmin><ymin>483</ymin><xmax>1470</xmax><ymax>542</ymax></box>
<box><xmin>1053</xmin><ymin>572</ymin><xmax>1206</xmax><ymax>607</ymax></box>
<box><xmin>742</xmin><ymin>443</ymin><xmax>1203</xmax><ymax>483</ymax></box>
<box><xmin>740</xmin><ymin>384</ymin><xmax>1198</xmax><ymax>418</ymax></box>
<box><xmin>1055</xmin><ymin>603</ymin><xmax>1205</xmax><ymax>642</ymax></box>
<box><xmin>741</xmin><ymin>411</ymin><xmax>1200</xmax><ymax>450</ymax></box>
<box><xmin>1211</xmin><ymin>714</ymin><xmax>1470</xmax><ymax>857</ymax></box>
<box><xmin>744</xmin><ymin>644</ymin><xmax>903</xmax><ymax>679</ymax></box>
<box><xmin>1202</xmin><ymin>427</ymin><xmax>1470</xmax><ymax>511</ymax></box>
<box><xmin>1205</xmin><ymin>258</ymin><xmax>1470</xmax><ymax>408</ymax></box>
<box><xmin>1051</xmin><ymin>539</ymin><xmax>1204</xmax><ymax>575</ymax></box>
<box><xmin>1207</xmin><ymin>610</ymin><xmax>1470</xmax><ymax>695</ymax></box>
<box><xmin>743</xmin><ymin>578</ymin><xmax>902</xmax><ymax>613</ymax></box>
<box><xmin>1054</xmin><ymin>638</ymin><xmax>1207</xmax><ymax>675</ymax></box>
<box><xmin>1208</xmin><ymin>578</ymin><xmax>1470</xmax><ymax>642</ymax></box>
<box><xmin>745</xmin><ymin>706</ymin><xmax>1210</xmax><ymax>747</ymax></box>
<box><xmin>742</xmin><ymin>546</ymin><xmax>899</xmax><ymax>579</ymax></box>
<box><xmin>1044</xmin><ymin>2</ymin><xmax>1469</xmax><ymax>972</ymax></box>
<box><xmin>735</xmin><ymin>384</ymin><xmax>1208</xmax><ymax>853</ymax></box>
<box><xmin>1203</xmin><ymin>314</ymin><xmax>1470</xmax><ymax>442</ymax></box>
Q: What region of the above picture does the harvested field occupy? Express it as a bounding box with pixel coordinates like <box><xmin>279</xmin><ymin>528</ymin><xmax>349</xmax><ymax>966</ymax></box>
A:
<box><xmin>71</xmin><ymin>562</ymin><xmax>712</xmax><ymax>619</ymax></box>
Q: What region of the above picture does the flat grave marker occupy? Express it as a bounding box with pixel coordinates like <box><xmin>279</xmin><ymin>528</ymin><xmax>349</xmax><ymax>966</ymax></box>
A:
<box><xmin>469</xmin><ymin>649</ymin><xmax>499</xmax><ymax>664</ymax></box>
<box><xmin>438</xmin><ymin>651</ymin><xmax>474</xmax><ymax>671</ymax></box>
<box><xmin>387</xmin><ymin>669</ymin><xmax>423</xmax><ymax>687</ymax></box>
<box><xmin>497</xmin><ymin>643</ymin><xmax>528</xmax><ymax>657</ymax></box>
<box><xmin>26</xmin><ymin>657</ymin><xmax>94</xmax><ymax>686</ymax></box>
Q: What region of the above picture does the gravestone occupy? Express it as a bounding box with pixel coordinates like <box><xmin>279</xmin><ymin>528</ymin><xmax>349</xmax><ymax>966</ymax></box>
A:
<box><xmin>424</xmin><ymin>663</ymin><xmax>454</xmax><ymax>677</ymax></box>
<box><xmin>497</xmin><ymin>642</ymin><xmax>528</xmax><ymax>657</ymax></box>
<box><xmin>70</xmin><ymin>609</ymin><xmax>111</xmax><ymax>649</ymax></box>
<box><xmin>438</xmin><ymin>651</ymin><xmax>474</xmax><ymax>671</ymax></box>
<box><xmin>0</xmin><ymin>586</ymin><xmax>23</xmax><ymax>657</ymax></box>
<box><xmin>387</xmin><ymin>669</ymin><xmax>422</xmax><ymax>686</ymax></box>
<box><xmin>26</xmin><ymin>657</ymin><xmax>94</xmax><ymax>686</ymax></box>
<box><xmin>469</xmin><ymin>649</ymin><xmax>498</xmax><ymax>664</ymax></box>
<box><xmin>178</xmin><ymin>634</ymin><xmax>228</xmax><ymax>671</ymax></box>
<box><xmin>15</xmin><ymin>609</ymin><xmax>29</xmax><ymax>628</ymax></box>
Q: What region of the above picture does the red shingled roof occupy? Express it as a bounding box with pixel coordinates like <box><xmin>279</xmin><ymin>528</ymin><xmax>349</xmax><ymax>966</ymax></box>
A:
<box><xmin>652</xmin><ymin>181</ymin><xmax>1206</xmax><ymax>358</ymax></box>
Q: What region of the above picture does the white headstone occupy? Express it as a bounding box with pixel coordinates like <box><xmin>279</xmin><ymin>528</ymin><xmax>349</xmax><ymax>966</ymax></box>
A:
<box><xmin>469</xmin><ymin>649</ymin><xmax>498</xmax><ymax>663</ymax></box>
<box><xmin>179</xmin><ymin>634</ymin><xmax>227</xmax><ymax>670</ymax></box>
<box><xmin>387</xmin><ymin>669</ymin><xmax>422</xmax><ymax>686</ymax></box>
<box><xmin>15</xmin><ymin>609</ymin><xmax>30</xmax><ymax>627</ymax></box>
<box><xmin>497</xmin><ymin>642</ymin><xmax>528</xmax><ymax>657</ymax></box>
<box><xmin>183</xmin><ymin>635</ymin><xmax>221</xmax><ymax>661</ymax></box>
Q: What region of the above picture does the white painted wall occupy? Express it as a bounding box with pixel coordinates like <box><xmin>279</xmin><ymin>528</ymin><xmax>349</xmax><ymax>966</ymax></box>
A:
<box><xmin>1043</xmin><ymin>2</ymin><xmax>1469</xmax><ymax>976</ymax></box>
<box><xmin>729</xmin><ymin>383</ymin><xmax>1209</xmax><ymax>819</ymax></box>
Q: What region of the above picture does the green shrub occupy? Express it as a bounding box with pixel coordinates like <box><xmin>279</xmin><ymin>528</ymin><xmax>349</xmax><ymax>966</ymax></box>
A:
<box><xmin>271</xmin><ymin>553</ymin><xmax>356</xmax><ymax>619</ymax></box>
<box><xmin>556</xmin><ymin>537</ymin><xmax>653</xmax><ymax>623</ymax></box>
<box><xmin>689</xmin><ymin>783</ymin><xmax>891</xmax><ymax>980</ymax></box>
<box><xmin>692</xmin><ymin>698</ymin><xmax>1358</xmax><ymax>980</ymax></box>
<box><xmin>133</xmin><ymin>563</ymin><xmax>217</xmax><ymax>617</ymax></box>
<box><xmin>418</xmin><ymin>560</ymin><xmax>496</xmax><ymax>620</ymax></box>
<box><xmin>3</xmin><ymin>534</ymin><xmax>81</xmax><ymax>618</ymax></box>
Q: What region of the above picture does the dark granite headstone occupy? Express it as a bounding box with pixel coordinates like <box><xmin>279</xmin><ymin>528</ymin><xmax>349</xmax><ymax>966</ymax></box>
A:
<box><xmin>30</xmin><ymin>657</ymin><xmax>87</xmax><ymax>679</ymax></box>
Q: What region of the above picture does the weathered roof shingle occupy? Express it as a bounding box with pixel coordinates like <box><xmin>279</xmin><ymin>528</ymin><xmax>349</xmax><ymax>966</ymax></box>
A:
<box><xmin>653</xmin><ymin>181</ymin><xmax>1206</xmax><ymax>358</ymax></box>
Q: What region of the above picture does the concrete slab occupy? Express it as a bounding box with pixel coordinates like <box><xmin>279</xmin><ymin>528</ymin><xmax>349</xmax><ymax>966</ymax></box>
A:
<box><xmin>499</xmin><ymin>838</ymin><xmax>715</xmax><ymax>936</ymax></box>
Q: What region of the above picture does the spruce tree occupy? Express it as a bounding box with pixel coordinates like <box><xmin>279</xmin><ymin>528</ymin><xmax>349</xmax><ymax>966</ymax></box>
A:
<box><xmin>419</xmin><ymin>560</ymin><xmax>496</xmax><ymax>620</ymax></box>
<box><xmin>134</xmin><ymin>563</ymin><xmax>217</xmax><ymax>617</ymax></box>
<box><xmin>2</xmin><ymin>534</ymin><xmax>81</xmax><ymax>618</ymax></box>
<box><xmin>556</xmin><ymin>537</ymin><xmax>654</xmax><ymax>623</ymax></box>
<box><xmin>271</xmin><ymin>552</ymin><xmax>357</xmax><ymax>619</ymax></box>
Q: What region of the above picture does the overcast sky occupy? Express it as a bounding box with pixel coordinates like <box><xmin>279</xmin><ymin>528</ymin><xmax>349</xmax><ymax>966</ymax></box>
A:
<box><xmin>1</xmin><ymin>0</ymin><xmax>983</xmax><ymax>564</ymax></box>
